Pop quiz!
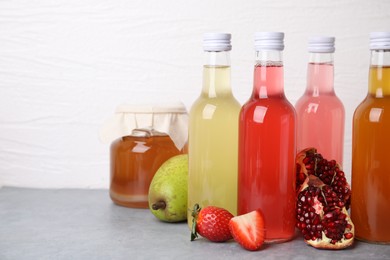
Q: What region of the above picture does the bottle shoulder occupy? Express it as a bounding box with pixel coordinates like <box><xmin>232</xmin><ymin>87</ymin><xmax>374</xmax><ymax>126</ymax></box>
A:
<box><xmin>241</xmin><ymin>97</ymin><xmax>296</xmax><ymax>116</ymax></box>
<box><xmin>354</xmin><ymin>95</ymin><xmax>390</xmax><ymax>114</ymax></box>
<box><xmin>353</xmin><ymin>96</ymin><xmax>390</xmax><ymax>124</ymax></box>
<box><xmin>243</xmin><ymin>96</ymin><xmax>294</xmax><ymax>107</ymax></box>
<box><xmin>191</xmin><ymin>96</ymin><xmax>240</xmax><ymax>108</ymax></box>
<box><xmin>295</xmin><ymin>94</ymin><xmax>345</xmax><ymax>110</ymax></box>
<box><xmin>296</xmin><ymin>92</ymin><xmax>343</xmax><ymax>101</ymax></box>
<box><xmin>189</xmin><ymin>96</ymin><xmax>241</xmax><ymax>118</ymax></box>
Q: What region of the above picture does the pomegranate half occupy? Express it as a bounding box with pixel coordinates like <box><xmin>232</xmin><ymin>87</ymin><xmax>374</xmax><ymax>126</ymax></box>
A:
<box><xmin>295</xmin><ymin>148</ymin><xmax>354</xmax><ymax>249</ymax></box>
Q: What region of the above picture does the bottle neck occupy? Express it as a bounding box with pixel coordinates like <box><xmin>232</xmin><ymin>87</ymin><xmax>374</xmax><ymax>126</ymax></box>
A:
<box><xmin>368</xmin><ymin>50</ymin><xmax>390</xmax><ymax>97</ymax></box>
<box><xmin>252</xmin><ymin>50</ymin><xmax>284</xmax><ymax>99</ymax></box>
<box><xmin>202</xmin><ymin>51</ymin><xmax>232</xmax><ymax>98</ymax></box>
<box><xmin>305</xmin><ymin>53</ymin><xmax>335</xmax><ymax>96</ymax></box>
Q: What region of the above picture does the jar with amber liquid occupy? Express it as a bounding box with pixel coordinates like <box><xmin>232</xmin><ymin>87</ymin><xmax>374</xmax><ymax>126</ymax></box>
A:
<box><xmin>351</xmin><ymin>32</ymin><xmax>390</xmax><ymax>244</ymax></box>
<box><xmin>100</xmin><ymin>103</ymin><xmax>188</xmax><ymax>208</ymax></box>
<box><xmin>110</xmin><ymin>129</ymin><xmax>183</xmax><ymax>208</ymax></box>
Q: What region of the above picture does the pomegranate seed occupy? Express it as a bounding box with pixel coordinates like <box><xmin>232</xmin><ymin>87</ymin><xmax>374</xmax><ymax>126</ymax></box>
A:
<box><xmin>344</xmin><ymin>233</ymin><xmax>353</xmax><ymax>239</ymax></box>
<box><xmin>325</xmin><ymin>212</ymin><xmax>333</xmax><ymax>218</ymax></box>
<box><xmin>338</xmin><ymin>214</ymin><xmax>347</xmax><ymax>220</ymax></box>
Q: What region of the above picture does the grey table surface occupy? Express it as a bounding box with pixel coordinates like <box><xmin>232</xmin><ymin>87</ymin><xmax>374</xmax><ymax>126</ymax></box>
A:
<box><xmin>0</xmin><ymin>187</ymin><xmax>389</xmax><ymax>260</ymax></box>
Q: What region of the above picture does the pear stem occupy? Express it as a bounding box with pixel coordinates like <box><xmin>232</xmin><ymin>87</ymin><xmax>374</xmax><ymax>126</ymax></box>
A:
<box><xmin>152</xmin><ymin>201</ymin><xmax>166</xmax><ymax>210</ymax></box>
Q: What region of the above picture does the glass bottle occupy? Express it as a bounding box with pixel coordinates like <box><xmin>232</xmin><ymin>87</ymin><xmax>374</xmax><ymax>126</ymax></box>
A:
<box><xmin>238</xmin><ymin>32</ymin><xmax>296</xmax><ymax>243</ymax></box>
<box><xmin>351</xmin><ymin>32</ymin><xmax>390</xmax><ymax>244</ymax></box>
<box><xmin>188</xmin><ymin>33</ymin><xmax>241</xmax><ymax>224</ymax></box>
<box><xmin>295</xmin><ymin>37</ymin><xmax>345</xmax><ymax>164</ymax></box>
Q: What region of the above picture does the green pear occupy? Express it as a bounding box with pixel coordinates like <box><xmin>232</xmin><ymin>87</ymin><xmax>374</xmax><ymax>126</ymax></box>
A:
<box><xmin>148</xmin><ymin>154</ymin><xmax>188</xmax><ymax>222</ymax></box>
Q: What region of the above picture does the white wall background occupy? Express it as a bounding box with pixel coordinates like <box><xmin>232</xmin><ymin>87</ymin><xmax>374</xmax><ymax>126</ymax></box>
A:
<box><xmin>1</xmin><ymin>0</ymin><xmax>389</xmax><ymax>188</ymax></box>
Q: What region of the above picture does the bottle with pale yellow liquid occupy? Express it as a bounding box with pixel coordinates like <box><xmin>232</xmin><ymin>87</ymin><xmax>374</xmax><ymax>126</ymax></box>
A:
<box><xmin>188</xmin><ymin>33</ymin><xmax>241</xmax><ymax>226</ymax></box>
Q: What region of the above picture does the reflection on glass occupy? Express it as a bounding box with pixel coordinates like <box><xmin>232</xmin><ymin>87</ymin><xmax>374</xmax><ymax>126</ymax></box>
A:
<box><xmin>253</xmin><ymin>106</ymin><xmax>267</xmax><ymax>123</ymax></box>
<box><xmin>132</xmin><ymin>141</ymin><xmax>150</xmax><ymax>153</ymax></box>
<box><xmin>369</xmin><ymin>108</ymin><xmax>383</xmax><ymax>123</ymax></box>
<box><xmin>307</xmin><ymin>103</ymin><xmax>319</xmax><ymax>114</ymax></box>
<box><xmin>202</xmin><ymin>104</ymin><xmax>216</xmax><ymax>119</ymax></box>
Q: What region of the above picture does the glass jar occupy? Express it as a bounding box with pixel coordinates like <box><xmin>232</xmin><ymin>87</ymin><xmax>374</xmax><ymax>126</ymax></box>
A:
<box><xmin>110</xmin><ymin>128</ymin><xmax>183</xmax><ymax>208</ymax></box>
<box><xmin>100</xmin><ymin>102</ymin><xmax>188</xmax><ymax>208</ymax></box>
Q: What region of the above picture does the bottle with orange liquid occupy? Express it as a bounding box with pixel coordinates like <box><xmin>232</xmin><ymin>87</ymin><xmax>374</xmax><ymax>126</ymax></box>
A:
<box><xmin>351</xmin><ymin>32</ymin><xmax>390</xmax><ymax>244</ymax></box>
<box><xmin>188</xmin><ymin>33</ymin><xmax>241</xmax><ymax>225</ymax></box>
<box><xmin>295</xmin><ymin>36</ymin><xmax>345</xmax><ymax>164</ymax></box>
<box><xmin>238</xmin><ymin>32</ymin><xmax>296</xmax><ymax>243</ymax></box>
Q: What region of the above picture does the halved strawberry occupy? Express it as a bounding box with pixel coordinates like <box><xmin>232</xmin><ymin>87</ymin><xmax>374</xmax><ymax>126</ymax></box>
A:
<box><xmin>191</xmin><ymin>204</ymin><xmax>233</xmax><ymax>242</ymax></box>
<box><xmin>229</xmin><ymin>210</ymin><xmax>265</xmax><ymax>251</ymax></box>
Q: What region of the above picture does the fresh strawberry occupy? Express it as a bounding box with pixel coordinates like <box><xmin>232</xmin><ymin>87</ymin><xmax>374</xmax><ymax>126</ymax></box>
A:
<box><xmin>229</xmin><ymin>210</ymin><xmax>265</xmax><ymax>251</ymax></box>
<box><xmin>190</xmin><ymin>204</ymin><xmax>233</xmax><ymax>242</ymax></box>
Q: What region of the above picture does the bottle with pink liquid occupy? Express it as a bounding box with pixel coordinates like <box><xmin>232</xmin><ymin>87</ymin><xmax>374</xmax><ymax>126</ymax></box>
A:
<box><xmin>295</xmin><ymin>37</ymin><xmax>345</xmax><ymax>165</ymax></box>
<box><xmin>238</xmin><ymin>32</ymin><xmax>296</xmax><ymax>243</ymax></box>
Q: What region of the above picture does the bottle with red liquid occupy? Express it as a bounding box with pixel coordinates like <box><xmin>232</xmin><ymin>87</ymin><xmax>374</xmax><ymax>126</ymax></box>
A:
<box><xmin>238</xmin><ymin>32</ymin><xmax>296</xmax><ymax>243</ymax></box>
<box><xmin>295</xmin><ymin>37</ymin><xmax>345</xmax><ymax>164</ymax></box>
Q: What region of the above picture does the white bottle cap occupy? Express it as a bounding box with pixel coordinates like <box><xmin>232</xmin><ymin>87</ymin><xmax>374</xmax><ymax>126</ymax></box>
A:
<box><xmin>254</xmin><ymin>32</ymin><xmax>284</xmax><ymax>51</ymax></box>
<box><xmin>203</xmin><ymin>33</ymin><xmax>232</xmax><ymax>51</ymax></box>
<box><xmin>308</xmin><ymin>36</ymin><xmax>335</xmax><ymax>53</ymax></box>
<box><xmin>370</xmin><ymin>32</ymin><xmax>390</xmax><ymax>50</ymax></box>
